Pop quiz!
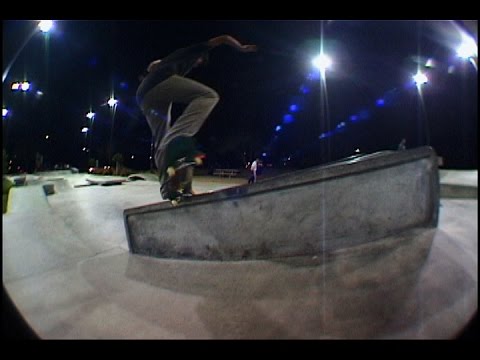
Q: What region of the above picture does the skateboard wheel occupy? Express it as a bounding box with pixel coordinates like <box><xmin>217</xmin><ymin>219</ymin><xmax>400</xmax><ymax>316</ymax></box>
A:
<box><xmin>167</xmin><ymin>166</ymin><xmax>176</xmax><ymax>177</ymax></box>
<box><xmin>171</xmin><ymin>199</ymin><xmax>179</xmax><ymax>206</ymax></box>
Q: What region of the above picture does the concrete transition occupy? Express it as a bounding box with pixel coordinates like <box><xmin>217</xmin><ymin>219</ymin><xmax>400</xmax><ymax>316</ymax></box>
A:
<box><xmin>124</xmin><ymin>146</ymin><xmax>440</xmax><ymax>261</ymax></box>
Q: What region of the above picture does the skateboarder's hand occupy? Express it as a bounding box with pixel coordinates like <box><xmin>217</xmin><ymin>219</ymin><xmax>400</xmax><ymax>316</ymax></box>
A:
<box><xmin>239</xmin><ymin>44</ymin><xmax>258</xmax><ymax>53</ymax></box>
<box><xmin>208</xmin><ymin>35</ymin><xmax>257</xmax><ymax>53</ymax></box>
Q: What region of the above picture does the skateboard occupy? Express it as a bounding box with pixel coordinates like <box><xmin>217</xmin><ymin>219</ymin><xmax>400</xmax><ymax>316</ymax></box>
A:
<box><xmin>159</xmin><ymin>136</ymin><xmax>205</xmax><ymax>205</ymax></box>
<box><xmin>85</xmin><ymin>178</ymin><xmax>126</xmax><ymax>186</ymax></box>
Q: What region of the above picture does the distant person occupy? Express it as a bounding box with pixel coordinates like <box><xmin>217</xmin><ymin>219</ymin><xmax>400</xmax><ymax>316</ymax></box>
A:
<box><xmin>136</xmin><ymin>35</ymin><xmax>257</xmax><ymax>201</ymax></box>
<box><xmin>248</xmin><ymin>158</ymin><xmax>260</xmax><ymax>184</ymax></box>
<box><xmin>398</xmin><ymin>138</ymin><xmax>407</xmax><ymax>151</ymax></box>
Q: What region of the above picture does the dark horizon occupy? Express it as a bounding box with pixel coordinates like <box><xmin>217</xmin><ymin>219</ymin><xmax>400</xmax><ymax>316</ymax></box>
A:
<box><xmin>2</xmin><ymin>20</ymin><xmax>477</xmax><ymax>173</ymax></box>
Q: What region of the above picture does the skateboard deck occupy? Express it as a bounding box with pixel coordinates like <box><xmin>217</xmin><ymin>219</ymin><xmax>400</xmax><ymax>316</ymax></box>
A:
<box><xmin>85</xmin><ymin>178</ymin><xmax>126</xmax><ymax>186</ymax></box>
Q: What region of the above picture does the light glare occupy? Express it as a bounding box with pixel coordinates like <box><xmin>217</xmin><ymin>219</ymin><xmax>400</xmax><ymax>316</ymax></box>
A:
<box><xmin>107</xmin><ymin>98</ymin><xmax>118</xmax><ymax>107</ymax></box>
<box><xmin>39</xmin><ymin>20</ymin><xmax>54</xmax><ymax>33</ymax></box>
<box><xmin>20</xmin><ymin>81</ymin><xmax>31</xmax><ymax>91</ymax></box>
<box><xmin>457</xmin><ymin>37</ymin><xmax>477</xmax><ymax>59</ymax></box>
<box><xmin>312</xmin><ymin>54</ymin><xmax>332</xmax><ymax>71</ymax></box>
<box><xmin>413</xmin><ymin>72</ymin><xmax>428</xmax><ymax>87</ymax></box>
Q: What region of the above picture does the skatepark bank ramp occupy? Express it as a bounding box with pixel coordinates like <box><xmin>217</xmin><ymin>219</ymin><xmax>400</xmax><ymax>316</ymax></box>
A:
<box><xmin>124</xmin><ymin>146</ymin><xmax>440</xmax><ymax>260</ymax></box>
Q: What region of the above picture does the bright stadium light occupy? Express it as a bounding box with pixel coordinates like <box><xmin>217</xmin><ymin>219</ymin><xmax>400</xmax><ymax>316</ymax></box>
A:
<box><xmin>38</xmin><ymin>20</ymin><xmax>54</xmax><ymax>33</ymax></box>
<box><xmin>457</xmin><ymin>36</ymin><xmax>478</xmax><ymax>60</ymax></box>
<box><xmin>20</xmin><ymin>81</ymin><xmax>31</xmax><ymax>91</ymax></box>
<box><xmin>413</xmin><ymin>71</ymin><xmax>428</xmax><ymax>88</ymax></box>
<box><xmin>107</xmin><ymin>98</ymin><xmax>118</xmax><ymax>107</ymax></box>
<box><xmin>11</xmin><ymin>81</ymin><xmax>31</xmax><ymax>91</ymax></box>
<box><xmin>312</xmin><ymin>53</ymin><xmax>332</xmax><ymax>73</ymax></box>
<box><xmin>3</xmin><ymin>20</ymin><xmax>54</xmax><ymax>83</ymax></box>
<box><xmin>456</xmin><ymin>35</ymin><xmax>478</xmax><ymax>70</ymax></box>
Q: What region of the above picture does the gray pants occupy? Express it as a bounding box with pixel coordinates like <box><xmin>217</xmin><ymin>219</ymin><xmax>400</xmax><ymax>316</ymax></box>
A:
<box><xmin>140</xmin><ymin>75</ymin><xmax>219</xmax><ymax>173</ymax></box>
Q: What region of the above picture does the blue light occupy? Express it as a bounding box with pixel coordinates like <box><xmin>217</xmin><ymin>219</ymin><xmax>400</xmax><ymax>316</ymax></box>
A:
<box><xmin>319</xmin><ymin>131</ymin><xmax>332</xmax><ymax>139</ymax></box>
<box><xmin>376</xmin><ymin>98</ymin><xmax>385</xmax><ymax>107</ymax></box>
<box><xmin>306</xmin><ymin>71</ymin><xmax>320</xmax><ymax>81</ymax></box>
<box><xmin>404</xmin><ymin>81</ymin><xmax>416</xmax><ymax>90</ymax></box>
<box><xmin>348</xmin><ymin>110</ymin><xmax>370</xmax><ymax>123</ymax></box>
<box><xmin>289</xmin><ymin>104</ymin><xmax>299</xmax><ymax>112</ymax></box>
<box><xmin>275</xmin><ymin>125</ymin><xmax>282</xmax><ymax>132</ymax></box>
<box><xmin>262</xmin><ymin>152</ymin><xmax>267</xmax><ymax>157</ymax></box>
<box><xmin>299</xmin><ymin>85</ymin><xmax>310</xmax><ymax>94</ymax></box>
<box><xmin>283</xmin><ymin>114</ymin><xmax>294</xmax><ymax>124</ymax></box>
<box><xmin>88</xmin><ymin>57</ymin><xmax>98</xmax><ymax>67</ymax></box>
<box><xmin>359</xmin><ymin>110</ymin><xmax>370</xmax><ymax>120</ymax></box>
<box><xmin>334</xmin><ymin>123</ymin><xmax>346</xmax><ymax>133</ymax></box>
<box><xmin>382</xmin><ymin>88</ymin><xmax>399</xmax><ymax>106</ymax></box>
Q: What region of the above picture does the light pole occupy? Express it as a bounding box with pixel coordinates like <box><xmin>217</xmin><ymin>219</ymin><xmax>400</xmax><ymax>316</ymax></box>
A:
<box><xmin>3</xmin><ymin>108</ymin><xmax>10</xmax><ymax>155</ymax></box>
<box><xmin>86</xmin><ymin>111</ymin><xmax>95</xmax><ymax>155</ymax></box>
<box><xmin>2</xmin><ymin>20</ymin><xmax>53</xmax><ymax>83</ymax></box>
<box><xmin>413</xmin><ymin>71</ymin><xmax>429</xmax><ymax>146</ymax></box>
<box><xmin>107</xmin><ymin>97</ymin><xmax>118</xmax><ymax>164</ymax></box>
<box><xmin>81</xmin><ymin>127</ymin><xmax>90</xmax><ymax>170</ymax></box>
<box><xmin>312</xmin><ymin>47</ymin><xmax>332</xmax><ymax>163</ymax></box>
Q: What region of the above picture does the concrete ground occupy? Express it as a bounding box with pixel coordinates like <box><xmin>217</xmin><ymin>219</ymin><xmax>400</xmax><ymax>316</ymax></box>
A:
<box><xmin>2</xmin><ymin>169</ymin><xmax>477</xmax><ymax>339</ymax></box>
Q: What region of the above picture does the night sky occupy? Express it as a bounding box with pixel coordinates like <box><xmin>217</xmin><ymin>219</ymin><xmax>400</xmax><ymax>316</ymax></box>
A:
<box><xmin>2</xmin><ymin>20</ymin><xmax>477</xmax><ymax>173</ymax></box>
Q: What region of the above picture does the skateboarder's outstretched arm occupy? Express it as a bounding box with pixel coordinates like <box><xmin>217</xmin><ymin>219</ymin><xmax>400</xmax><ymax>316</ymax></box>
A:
<box><xmin>145</xmin><ymin>35</ymin><xmax>256</xmax><ymax>74</ymax></box>
<box><xmin>207</xmin><ymin>35</ymin><xmax>258</xmax><ymax>53</ymax></box>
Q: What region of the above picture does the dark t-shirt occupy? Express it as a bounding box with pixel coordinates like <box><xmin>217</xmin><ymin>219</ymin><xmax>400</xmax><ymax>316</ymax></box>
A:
<box><xmin>136</xmin><ymin>42</ymin><xmax>211</xmax><ymax>106</ymax></box>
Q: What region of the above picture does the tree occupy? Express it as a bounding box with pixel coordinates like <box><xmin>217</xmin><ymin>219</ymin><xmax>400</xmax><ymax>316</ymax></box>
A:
<box><xmin>88</xmin><ymin>158</ymin><xmax>97</xmax><ymax>168</ymax></box>
<box><xmin>3</xmin><ymin>149</ymin><xmax>8</xmax><ymax>174</ymax></box>
<box><xmin>112</xmin><ymin>153</ymin><xmax>123</xmax><ymax>175</ymax></box>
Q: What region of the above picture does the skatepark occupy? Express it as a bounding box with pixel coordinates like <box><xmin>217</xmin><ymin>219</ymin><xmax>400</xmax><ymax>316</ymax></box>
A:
<box><xmin>2</xmin><ymin>147</ymin><xmax>477</xmax><ymax>339</ymax></box>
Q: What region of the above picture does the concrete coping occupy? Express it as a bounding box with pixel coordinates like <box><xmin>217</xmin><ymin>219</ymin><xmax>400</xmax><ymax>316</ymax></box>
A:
<box><xmin>125</xmin><ymin>146</ymin><xmax>438</xmax><ymax>217</ymax></box>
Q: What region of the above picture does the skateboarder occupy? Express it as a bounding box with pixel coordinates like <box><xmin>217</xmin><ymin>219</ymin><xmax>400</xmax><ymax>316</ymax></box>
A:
<box><xmin>136</xmin><ymin>34</ymin><xmax>257</xmax><ymax>203</ymax></box>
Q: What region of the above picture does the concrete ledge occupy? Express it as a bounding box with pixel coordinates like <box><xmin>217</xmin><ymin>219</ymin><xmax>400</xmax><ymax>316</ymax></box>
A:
<box><xmin>440</xmin><ymin>184</ymin><xmax>477</xmax><ymax>199</ymax></box>
<box><xmin>43</xmin><ymin>183</ymin><xmax>55</xmax><ymax>195</ymax></box>
<box><xmin>11</xmin><ymin>175</ymin><xmax>27</xmax><ymax>186</ymax></box>
<box><xmin>7</xmin><ymin>185</ymin><xmax>51</xmax><ymax>213</ymax></box>
<box><xmin>124</xmin><ymin>146</ymin><xmax>440</xmax><ymax>261</ymax></box>
<box><xmin>439</xmin><ymin>169</ymin><xmax>477</xmax><ymax>199</ymax></box>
